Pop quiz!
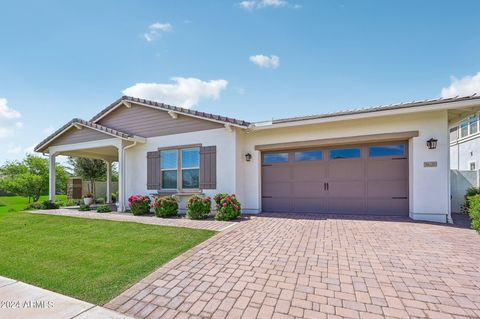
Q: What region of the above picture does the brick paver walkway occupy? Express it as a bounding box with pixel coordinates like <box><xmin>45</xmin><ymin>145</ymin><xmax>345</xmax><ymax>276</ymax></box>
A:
<box><xmin>30</xmin><ymin>209</ymin><xmax>242</xmax><ymax>231</ymax></box>
<box><xmin>105</xmin><ymin>214</ymin><xmax>480</xmax><ymax>319</ymax></box>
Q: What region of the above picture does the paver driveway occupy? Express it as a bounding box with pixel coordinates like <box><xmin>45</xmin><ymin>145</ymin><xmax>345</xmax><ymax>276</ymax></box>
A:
<box><xmin>106</xmin><ymin>214</ymin><xmax>480</xmax><ymax>319</ymax></box>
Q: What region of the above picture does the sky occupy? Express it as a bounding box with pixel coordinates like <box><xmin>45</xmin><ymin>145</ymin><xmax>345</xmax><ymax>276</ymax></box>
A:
<box><xmin>1</xmin><ymin>0</ymin><xmax>480</xmax><ymax>165</ymax></box>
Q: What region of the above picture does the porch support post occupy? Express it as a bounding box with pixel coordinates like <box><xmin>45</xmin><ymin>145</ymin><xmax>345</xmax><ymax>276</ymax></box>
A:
<box><xmin>117</xmin><ymin>146</ymin><xmax>125</xmax><ymax>212</ymax></box>
<box><xmin>106</xmin><ymin>161</ymin><xmax>112</xmax><ymax>204</ymax></box>
<box><xmin>49</xmin><ymin>152</ymin><xmax>56</xmax><ymax>201</ymax></box>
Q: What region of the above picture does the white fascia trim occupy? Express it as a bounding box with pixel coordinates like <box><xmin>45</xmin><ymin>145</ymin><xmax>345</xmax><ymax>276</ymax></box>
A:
<box><xmin>250</xmin><ymin>99</ymin><xmax>480</xmax><ymax>131</ymax></box>
<box><xmin>92</xmin><ymin>100</ymin><xmax>249</xmax><ymax>129</ymax></box>
<box><xmin>36</xmin><ymin>123</ymin><xmax>145</xmax><ymax>152</ymax></box>
<box><xmin>48</xmin><ymin>138</ymin><xmax>122</xmax><ymax>154</ymax></box>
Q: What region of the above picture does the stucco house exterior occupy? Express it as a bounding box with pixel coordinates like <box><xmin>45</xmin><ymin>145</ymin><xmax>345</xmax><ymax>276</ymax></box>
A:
<box><xmin>450</xmin><ymin>113</ymin><xmax>480</xmax><ymax>171</ymax></box>
<box><xmin>35</xmin><ymin>94</ymin><xmax>480</xmax><ymax>223</ymax></box>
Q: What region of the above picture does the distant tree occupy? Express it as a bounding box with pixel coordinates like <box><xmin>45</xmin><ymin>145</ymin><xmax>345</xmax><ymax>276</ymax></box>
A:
<box><xmin>68</xmin><ymin>157</ymin><xmax>116</xmax><ymax>195</ymax></box>
<box><xmin>0</xmin><ymin>154</ymin><xmax>69</xmax><ymax>202</ymax></box>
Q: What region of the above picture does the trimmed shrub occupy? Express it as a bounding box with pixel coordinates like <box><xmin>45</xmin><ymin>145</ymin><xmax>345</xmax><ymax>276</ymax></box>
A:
<box><xmin>96</xmin><ymin>204</ymin><xmax>112</xmax><ymax>213</ymax></box>
<box><xmin>42</xmin><ymin>200</ymin><xmax>60</xmax><ymax>210</ymax></box>
<box><xmin>464</xmin><ymin>187</ymin><xmax>480</xmax><ymax>214</ymax></box>
<box><xmin>79</xmin><ymin>204</ymin><xmax>91</xmax><ymax>211</ymax></box>
<box><xmin>152</xmin><ymin>196</ymin><xmax>178</xmax><ymax>218</ymax></box>
<box><xmin>25</xmin><ymin>203</ymin><xmax>44</xmax><ymax>210</ymax></box>
<box><xmin>95</xmin><ymin>197</ymin><xmax>106</xmax><ymax>205</ymax></box>
<box><xmin>214</xmin><ymin>193</ymin><xmax>241</xmax><ymax>221</ymax></box>
<box><xmin>66</xmin><ymin>199</ymin><xmax>81</xmax><ymax>207</ymax></box>
<box><xmin>468</xmin><ymin>194</ymin><xmax>480</xmax><ymax>233</ymax></box>
<box><xmin>128</xmin><ymin>195</ymin><xmax>151</xmax><ymax>215</ymax></box>
<box><xmin>186</xmin><ymin>195</ymin><xmax>211</xmax><ymax>220</ymax></box>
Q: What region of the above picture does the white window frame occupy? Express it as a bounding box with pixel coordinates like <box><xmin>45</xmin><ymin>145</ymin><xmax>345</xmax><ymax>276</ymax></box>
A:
<box><xmin>159</xmin><ymin>145</ymin><xmax>201</xmax><ymax>191</ymax></box>
<box><xmin>460</xmin><ymin>122</ymin><xmax>469</xmax><ymax>138</ymax></box>
<box><xmin>180</xmin><ymin>147</ymin><xmax>200</xmax><ymax>190</ymax></box>
<box><xmin>160</xmin><ymin>149</ymin><xmax>179</xmax><ymax>191</ymax></box>
<box><xmin>469</xmin><ymin>161</ymin><xmax>476</xmax><ymax>171</ymax></box>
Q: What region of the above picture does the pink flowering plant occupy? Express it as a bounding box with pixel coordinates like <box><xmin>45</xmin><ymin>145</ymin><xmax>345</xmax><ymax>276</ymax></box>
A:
<box><xmin>128</xmin><ymin>195</ymin><xmax>151</xmax><ymax>215</ymax></box>
<box><xmin>214</xmin><ymin>193</ymin><xmax>241</xmax><ymax>221</ymax></box>
<box><xmin>152</xmin><ymin>195</ymin><xmax>178</xmax><ymax>218</ymax></box>
<box><xmin>186</xmin><ymin>195</ymin><xmax>211</xmax><ymax>220</ymax></box>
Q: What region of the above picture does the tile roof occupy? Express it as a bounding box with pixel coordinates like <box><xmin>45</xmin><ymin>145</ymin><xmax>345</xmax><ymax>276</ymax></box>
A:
<box><xmin>90</xmin><ymin>96</ymin><xmax>251</xmax><ymax>127</ymax></box>
<box><xmin>269</xmin><ymin>94</ymin><xmax>480</xmax><ymax>124</ymax></box>
<box><xmin>34</xmin><ymin>118</ymin><xmax>139</xmax><ymax>152</ymax></box>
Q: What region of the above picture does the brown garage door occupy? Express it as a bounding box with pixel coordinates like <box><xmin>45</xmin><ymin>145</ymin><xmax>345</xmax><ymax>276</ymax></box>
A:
<box><xmin>261</xmin><ymin>142</ymin><xmax>408</xmax><ymax>215</ymax></box>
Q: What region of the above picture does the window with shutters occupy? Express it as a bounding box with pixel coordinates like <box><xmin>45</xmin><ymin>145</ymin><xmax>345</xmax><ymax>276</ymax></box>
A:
<box><xmin>181</xmin><ymin>148</ymin><xmax>200</xmax><ymax>189</ymax></box>
<box><xmin>160</xmin><ymin>147</ymin><xmax>200</xmax><ymax>190</ymax></box>
<box><xmin>161</xmin><ymin>150</ymin><xmax>178</xmax><ymax>189</ymax></box>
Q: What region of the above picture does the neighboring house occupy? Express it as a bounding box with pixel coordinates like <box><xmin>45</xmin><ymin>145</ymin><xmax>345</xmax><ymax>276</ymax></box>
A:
<box><xmin>449</xmin><ymin>114</ymin><xmax>480</xmax><ymax>213</ymax></box>
<box><xmin>450</xmin><ymin>114</ymin><xmax>480</xmax><ymax>171</ymax></box>
<box><xmin>34</xmin><ymin>94</ymin><xmax>480</xmax><ymax>223</ymax></box>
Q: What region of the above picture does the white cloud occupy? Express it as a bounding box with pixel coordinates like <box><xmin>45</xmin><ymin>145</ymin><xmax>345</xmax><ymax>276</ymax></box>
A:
<box><xmin>239</xmin><ymin>0</ymin><xmax>257</xmax><ymax>9</ymax></box>
<box><xmin>144</xmin><ymin>22</ymin><xmax>172</xmax><ymax>42</ymax></box>
<box><xmin>123</xmin><ymin>77</ymin><xmax>228</xmax><ymax>109</ymax></box>
<box><xmin>6</xmin><ymin>144</ymin><xmax>35</xmax><ymax>156</ymax></box>
<box><xmin>249</xmin><ymin>54</ymin><xmax>280</xmax><ymax>69</ymax></box>
<box><xmin>239</xmin><ymin>0</ymin><xmax>300</xmax><ymax>10</ymax></box>
<box><xmin>441</xmin><ymin>72</ymin><xmax>480</xmax><ymax>98</ymax></box>
<box><xmin>260</xmin><ymin>0</ymin><xmax>287</xmax><ymax>7</ymax></box>
<box><xmin>0</xmin><ymin>98</ymin><xmax>22</xmax><ymax>138</ymax></box>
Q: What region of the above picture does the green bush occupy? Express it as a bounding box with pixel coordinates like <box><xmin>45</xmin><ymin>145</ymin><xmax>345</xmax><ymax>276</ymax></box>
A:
<box><xmin>25</xmin><ymin>203</ymin><xmax>44</xmax><ymax>210</ymax></box>
<box><xmin>96</xmin><ymin>205</ymin><xmax>112</xmax><ymax>213</ymax></box>
<box><xmin>468</xmin><ymin>194</ymin><xmax>480</xmax><ymax>233</ymax></box>
<box><xmin>79</xmin><ymin>204</ymin><xmax>91</xmax><ymax>211</ymax></box>
<box><xmin>153</xmin><ymin>196</ymin><xmax>178</xmax><ymax>218</ymax></box>
<box><xmin>128</xmin><ymin>195</ymin><xmax>151</xmax><ymax>215</ymax></box>
<box><xmin>214</xmin><ymin>193</ymin><xmax>241</xmax><ymax>221</ymax></box>
<box><xmin>111</xmin><ymin>192</ymin><xmax>117</xmax><ymax>203</ymax></box>
<box><xmin>95</xmin><ymin>198</ymin><xmax>106</xmax><ymax>205</ymax></box>
<box><xmin>464</xmin><ymin>187</ymin><xmax>480</xmax><ymax>212</ymax></box>
<box><xmin>66</xmin><ymin>199</ymin><xmax>81</xmax><ymax>207</ymax></box>
<box><xmin>42</xmin><ymin>200</ymin><xmax>60</xmax><ymax>210</ymax></box>
<box><xmin>186</xmin><ymin>195</ymin><xmax>211</xmax><ymax>220</ymax></box>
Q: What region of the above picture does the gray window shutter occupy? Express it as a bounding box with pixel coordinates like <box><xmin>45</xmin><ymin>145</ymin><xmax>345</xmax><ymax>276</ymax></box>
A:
<box><xmin>200</xmin><ymin>146</ymin><xmax>216</xmax><ymax>189</ymax></box>
<box><xmin>147</xmin><ymin>151</ymin><xmax>161</xmax><ymax>190</ymax></box>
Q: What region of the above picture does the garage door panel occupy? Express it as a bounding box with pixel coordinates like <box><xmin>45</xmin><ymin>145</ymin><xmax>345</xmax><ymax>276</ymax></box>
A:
<box><xmin>293</xmin><ymin>182</ymin><xmax>325</xmax><ymax>197</ymax></box>
<box><xmin>292</xmin><ymin>164</ymin><xmax>326</xmax><ymax>181</ymax></box>
<box><xmin>293</xmin><ymin>198</ymin><xmax>327</xmax><ymax>213</ymax></box>
<box><xmin>367</xmin><ymin>180</ymin><xmax>408</xmax><ymax>198</ymax></box>
<box><xmin>367</xmin><ymin>198</ymin><xmax>408</xmax><ymax>215</ymax></box>
<box><xmin>328</xmin><ymin>160</ymin><xmax>364</xmax><ymax>180</ymax></box>
<box><xmin>261</xmin><ymin>142</ymin><xmax>408</xmax><ymax>216</ymax></box>
<box><xmin>328</xmin><ymin>180</ymin><xmax>365</xmax><ymax>197</ymax></box>
<box><xmin>263</xmin><ymin>182</ymin><xmax>291</xmax><ymax>197</ymax></box>
<box><xmin>367</xmin><ymin>160</ymin><xmax>408</xmax><ymax>180</ymax></box>
<box><xmin>262</xmin><ymin>166</ymin><xmax>290</xmax><ymax>182</ymax></box>
<box><xmin>328</xmin><ymin>198</ymin><xmax>366</xmax><ymax>213</ymax></box>
<box><xmin>262</xmin><ymin>198</ymin><xmax>293</xmax><ymax>212</ymax></box>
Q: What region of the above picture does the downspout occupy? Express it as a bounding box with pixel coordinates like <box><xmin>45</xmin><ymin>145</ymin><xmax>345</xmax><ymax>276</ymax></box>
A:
<box><xmin>121</xmin><ymin>141</ymin><xmax>138</xmax><ymax>211</ymax></box>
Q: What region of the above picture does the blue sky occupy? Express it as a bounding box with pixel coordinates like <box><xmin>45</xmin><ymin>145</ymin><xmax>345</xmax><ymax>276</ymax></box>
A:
<box><xmin>1</xmin><ymin>0</ymin><xmax>480</xmax><ymax>164</ymax></box>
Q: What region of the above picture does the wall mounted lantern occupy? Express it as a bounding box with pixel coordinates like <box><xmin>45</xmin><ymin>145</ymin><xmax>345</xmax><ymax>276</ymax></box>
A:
<box><xmin>426</xmin><ymin>138</ymin><xmax>438</xmax><ymax>150</ymax></box>
<box><xmin>245</xmin><ymin>153</ymin><xmax>252</xmax><ymax>162</ymax></box>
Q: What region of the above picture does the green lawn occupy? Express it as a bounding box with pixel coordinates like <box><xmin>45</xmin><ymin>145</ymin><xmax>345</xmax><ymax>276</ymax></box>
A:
<box><xmin>0</xmin><ymin>196</ymin><xmax>216</xmax><ymax>305</ymax></box>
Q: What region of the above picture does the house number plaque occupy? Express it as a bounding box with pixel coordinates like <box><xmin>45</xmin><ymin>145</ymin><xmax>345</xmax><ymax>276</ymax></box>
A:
<box><xmin>423</xmin><ymin>161</ymin><xmax>437</xmax><ymax>168</ymax></box>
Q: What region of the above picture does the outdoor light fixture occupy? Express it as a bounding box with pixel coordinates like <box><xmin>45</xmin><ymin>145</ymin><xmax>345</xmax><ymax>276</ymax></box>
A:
<box><xmin>245</xmin><ymin>153</ymin><xmax>252</xmax><ymax>161</ymax></box>
<box><xmin>426</xmin><ymin>138</ymin><xmax>438</xmax><ymax>150</ymax></box>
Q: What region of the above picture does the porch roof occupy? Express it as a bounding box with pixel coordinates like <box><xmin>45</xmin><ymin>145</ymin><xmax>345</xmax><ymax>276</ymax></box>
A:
<box><xmin>34</xmin><ymin>118</ymin><xmax>145</xmax><ymax>153</ymax></box>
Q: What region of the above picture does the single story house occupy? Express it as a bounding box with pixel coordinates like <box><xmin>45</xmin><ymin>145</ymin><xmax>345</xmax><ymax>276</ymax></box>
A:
<box><xmin>35</xmin><ymin>94</ymin><xmax>480</xmax><ymax>223</ymax></box>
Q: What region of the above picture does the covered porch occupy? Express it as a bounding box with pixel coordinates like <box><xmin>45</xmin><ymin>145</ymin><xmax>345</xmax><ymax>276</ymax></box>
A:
<box><xmin>34</xmin><ymin>119</ymin><xmax>145</xmax><ymax>212</ymax></box>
